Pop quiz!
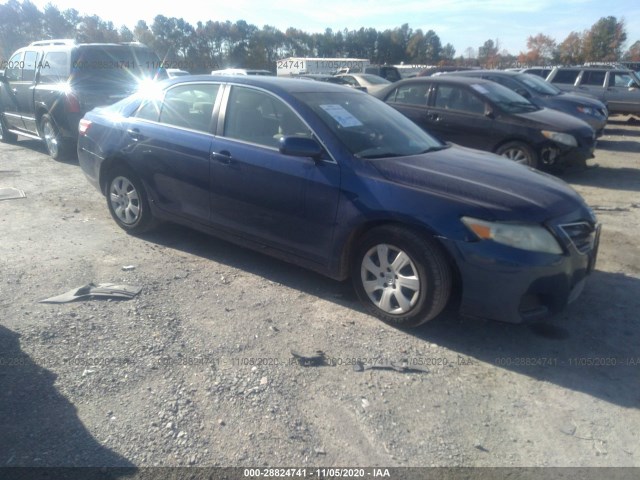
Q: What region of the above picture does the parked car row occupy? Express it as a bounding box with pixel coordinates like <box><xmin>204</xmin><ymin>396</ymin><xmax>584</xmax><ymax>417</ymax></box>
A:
<box><xmin>0</xmin><ymin>42</ymin><xmax>602</xmax><ymax>328</ymax></box>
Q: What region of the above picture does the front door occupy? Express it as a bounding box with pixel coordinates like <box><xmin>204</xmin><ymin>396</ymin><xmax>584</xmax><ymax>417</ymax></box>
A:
<box><xmin>209</xmin><ymin>85</ymin><xmax>341</xmax><ymax>265</ymax></box>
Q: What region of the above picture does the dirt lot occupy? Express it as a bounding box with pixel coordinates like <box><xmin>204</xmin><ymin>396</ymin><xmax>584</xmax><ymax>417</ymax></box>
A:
<box><xmin>0</xmin><ymin>118</ymin><xmax>639</xmax><ymax>471</ymax></box>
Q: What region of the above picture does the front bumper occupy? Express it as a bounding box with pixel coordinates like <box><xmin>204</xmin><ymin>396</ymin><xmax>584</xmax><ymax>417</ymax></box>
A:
<box><xmin>443</xmin><ymin>216</ymin><xmax>600</xmax><ymax>324</ymax></box>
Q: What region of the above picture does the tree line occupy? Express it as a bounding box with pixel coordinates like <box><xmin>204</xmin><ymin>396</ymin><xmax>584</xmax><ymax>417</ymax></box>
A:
<box><xmin>1</xmin><ymin>0</ymin><xmax>638</xmax><ymax>72</ymax></box>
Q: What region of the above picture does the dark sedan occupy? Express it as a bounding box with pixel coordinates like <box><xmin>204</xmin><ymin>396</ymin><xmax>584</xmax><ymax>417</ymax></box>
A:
<box><xmin>441</xmin><ymin>70</ymin><xmax>608</xmax><ymax>136</ymax></box>
<box><xmin>374</xmin><ymin>76</ymin><xmax>596</xmax><ymax>169</ymax></box>
<box><xmin>78</xmin><ymin>76</ymin><xmax>600</xmax><ymax>327</ymax></box>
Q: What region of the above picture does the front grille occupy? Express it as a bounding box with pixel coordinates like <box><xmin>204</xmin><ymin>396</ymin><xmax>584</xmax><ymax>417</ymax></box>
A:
<box><xmin>559</xmin><ymin>221</ymin><xmax>596</xmax><ymax>253</ymax></box>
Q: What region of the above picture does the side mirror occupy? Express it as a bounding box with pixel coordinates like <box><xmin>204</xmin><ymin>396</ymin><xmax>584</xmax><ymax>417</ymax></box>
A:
<box><xmin>279</xmin><ymin>136</ymin><xmax>324</xmax><ymax>159</ymax></box>
<box><xmin>484</xmin><ymin>104</ymin><xmax>495</xmax><ymax>118</ymax></box>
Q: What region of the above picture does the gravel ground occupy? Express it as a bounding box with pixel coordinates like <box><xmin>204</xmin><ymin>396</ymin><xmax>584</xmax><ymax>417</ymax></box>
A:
<box><xmin>0</xmin><ymin>118</ymin><xmax>639</xmax><ymax>472</ymax></box>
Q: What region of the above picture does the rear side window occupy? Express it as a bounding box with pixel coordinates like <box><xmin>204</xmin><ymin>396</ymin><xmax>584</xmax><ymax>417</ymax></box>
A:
<box><xmin>389</xmin><ymin>84</ymin><xmax>429</xmax><ymax>105</ymax></box>
<box><xmin>39</xmin><ymin>52</ymin><xmax>69</xmax><ymax>83</ymax></box>
<box><xmin>158</xmin><ymin>84</ymin><xmax>220</xmax><ymax>132</ymax></box>
<box><xmin>581</xmin><ymin>71</ymin><xmax>606</xmax><ymax>86</ymax></box>
<box><xmin>22</xmin><ymin>51</ymin><xmax>39</xmax><ymax>82</ymax></box>
<box><xmin>550</xmin><ymin>70</ymin><xmax>580</xmax><ymax>84</ymax></box>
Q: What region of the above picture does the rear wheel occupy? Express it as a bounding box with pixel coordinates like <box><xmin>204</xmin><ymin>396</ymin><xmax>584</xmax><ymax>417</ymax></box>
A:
<box><xmin>0</xmin><ymin>114</ymin><xmax>17</xmax><ymax>143</ymax></box>
<box><xmin>352</xmin><ymin>226</ymin><xmax>452</xmax><ymax>328</ymax></box>
<box><xmin>496</xmin><ymin>141</ymin><xmax>538</xmax><ymax>168</ymax></box>
<box><xmin>40</xmin><ymin>114</ymin><xmax>70</xmax><ymax>160</ymax></box>
<box><xmin>106</xmin><ymin>167</ymin><xmax>156</xmax><ymax>234</ymax></box>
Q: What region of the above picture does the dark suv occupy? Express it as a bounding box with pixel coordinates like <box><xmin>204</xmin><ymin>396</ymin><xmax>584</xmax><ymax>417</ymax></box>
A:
<box><xmin>444</xmin><ymin>70</ymin><xmax>608</xmax><ymax>136</ymax></box>
<box><xmin>546</xmin><ymin>66</ymin><xmax>640</xmax><ymax>115</ymax></box>
<box><xmin>0</xmin><ymin>39</ymin><xmax>163</xmax><ymax>159</ymax></box>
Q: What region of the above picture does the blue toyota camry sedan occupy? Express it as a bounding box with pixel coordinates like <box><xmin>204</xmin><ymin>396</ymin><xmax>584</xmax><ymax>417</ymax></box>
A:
<box><xmin>78</xmin><ymin>75</ymin><xmax>600</xmax><ymax>328</ymax></box>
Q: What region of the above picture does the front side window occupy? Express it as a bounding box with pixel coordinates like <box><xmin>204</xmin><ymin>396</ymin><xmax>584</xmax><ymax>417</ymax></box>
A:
<box><xmin>610</xmin><ymin>72</ymin><xmax>639</xmax><ymax>88</ymax></box>
<box><xmin>223</xmin><ymin>86</ymin><xmax>312</xmax><ymax>148</ymax></box>
<box><xmin>434</xmin><ymin>85</ymin><xmax>485</xmax><ymax>114</ymax></box>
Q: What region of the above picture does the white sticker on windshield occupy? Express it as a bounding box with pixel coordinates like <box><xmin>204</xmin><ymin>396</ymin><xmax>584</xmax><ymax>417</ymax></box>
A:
<box><xmin>470</xmin><ymin>84</ymin><xmax>489</xmax><ymax>94</ymax></box>
<box><xmin>319</xmin><ymin>104</ymin><xmax>363</xmax><ymax>127</ymax></box>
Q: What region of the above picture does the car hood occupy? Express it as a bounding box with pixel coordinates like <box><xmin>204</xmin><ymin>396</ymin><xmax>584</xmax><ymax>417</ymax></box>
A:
<box><xmin>370</xmin><ymin>145</ymin><xmax>586</xmax><ymax>222</ymax></box>
<box><xmin>557</xmin><ymin>92</ymin><xmax>607</xmax><ymax>109</ymax></box>
<box><xmin>511</xmin><ymin>107</ymin><xmax>593</xmax><ymax>134</ymax></box>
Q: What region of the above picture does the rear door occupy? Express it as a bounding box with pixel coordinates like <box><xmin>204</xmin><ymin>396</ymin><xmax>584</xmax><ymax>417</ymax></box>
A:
<box><xmin>604</xmin><ymin>71</ymin><xmax>640</xmax><ymax>114</ymax></box>
<box><xmin>382</xmin><ymin>81</ymin><xmax>433</xmax><ymax>132</ymax></box>
<box><xmin>126</xmin><ymin>82</ymin><xmax>221</xmax><ymax>224</ymax></box>
<box><xmin>209</xmin><ymin>84</ymin><xmax>341</xmax><ymax>264</ymax></box>
<box><xmin>576</xmin><ymin>70</ymin><xmax>607</xmax><ymax>101</ymax></box>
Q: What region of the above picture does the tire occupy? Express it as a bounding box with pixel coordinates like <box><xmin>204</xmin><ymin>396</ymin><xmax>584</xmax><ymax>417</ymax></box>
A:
<box><xmin>40</xmin><ymin>114</ymin><xmax>70</xmax><ymax>160</ymax></box>
<box><xmin>0</xmin><ymin>114</ymin><xmax>17</xmax><ymax>143</ymax></box>
<box><xmin>105</xmin><ymin>166</ymin><xmax>156</xmax><ymax>234</ymax></box>
<box><xmin>352</xmin><ymin>226</ymin><xmax>452</xmax><ymax>328</ymax></box>
<box><xmin>495</xmin><ymin>141</ymin><xmax>538</xmax><ymax>168</ymax></box>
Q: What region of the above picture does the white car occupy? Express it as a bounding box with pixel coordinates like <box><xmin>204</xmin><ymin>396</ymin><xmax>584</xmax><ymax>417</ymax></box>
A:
<box><xmin>166</xmin><ymin>68</ymin><xmax>190</xmax><ymax>78</ymax></box>
<box><xmin>333</xmin><ymin>73</ymin><xmax>391</xmax><ymax>94</ymax></box>
<box><xmin>210</xmin><ymin>68</ymin><xmax>274</xmax><ymax>76</ymax></box>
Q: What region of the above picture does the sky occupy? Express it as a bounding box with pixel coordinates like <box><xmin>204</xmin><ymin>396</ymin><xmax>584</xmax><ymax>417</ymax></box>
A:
<box><xmin>30</xmin><ymin>0</ymin><xmax>640</xmax><ymax>57</ymax></box>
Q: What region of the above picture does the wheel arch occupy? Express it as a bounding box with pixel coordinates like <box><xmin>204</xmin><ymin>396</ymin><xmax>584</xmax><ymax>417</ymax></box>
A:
<box><xmin>338</xmin><ymin>220</ymin><xmax>461</xmax><ymax>288</ymax></box>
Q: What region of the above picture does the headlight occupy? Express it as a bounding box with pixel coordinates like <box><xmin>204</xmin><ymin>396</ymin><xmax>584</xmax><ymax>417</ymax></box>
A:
<box><xmin>541</xmin><ymin>130</ymin><xmax>577</xmax><ymax>147</ymax></box>
<box><xmin>461</xmin><ymin>217</ymin><xmax>563</xmax><ymax>254</ymax></box>
<box><xmin>576</xmin><ymin>106</ymin><xmax>595</xmax><ymax>115</ymax></box>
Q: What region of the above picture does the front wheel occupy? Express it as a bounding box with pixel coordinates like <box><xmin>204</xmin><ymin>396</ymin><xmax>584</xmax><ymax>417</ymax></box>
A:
<box><xmin>352</xmin><ymin>226</ymin><xmax>452</xmax><ymax>328</ymax></box>
<box><xmin>106</xmin><ymin>167</ymin><xmax>156</xmax><ymax>234</ymax></box>
<box><xmin>495</xmin><ymin>141</ymin><xmax>538</xmax><ymax>168</ymax></box>
<box><xmin>0</xmin><ymin>114</ymin><xmax>17</xmax><ymax>143</ymax></box>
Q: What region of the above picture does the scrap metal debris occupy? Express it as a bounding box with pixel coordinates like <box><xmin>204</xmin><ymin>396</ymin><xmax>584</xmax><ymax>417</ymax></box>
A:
<box><xmin>353</xmin><ymin>360</ymin><xmax>429</xmax><ymax>374</ymax></box>
<box><xmin>290</xmin><ymin>350</ymin><xmax>327</xmax><ymax>367</ymax></box>
<box><xmin>39</xmin><ymin>283</ymin><xmax>142</xmax><ymax>303</ymax></box>
<box><xmin>0</xmin><ymin>187</ymin><xmax>26</xmax><ymax>201</ymax></box>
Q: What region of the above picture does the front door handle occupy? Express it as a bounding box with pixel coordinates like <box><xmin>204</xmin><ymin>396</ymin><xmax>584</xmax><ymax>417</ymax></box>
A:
<box><xmin>211</xmin><ymin>150</ymin><xmax>234</xmax><ymax>165</ymax></box>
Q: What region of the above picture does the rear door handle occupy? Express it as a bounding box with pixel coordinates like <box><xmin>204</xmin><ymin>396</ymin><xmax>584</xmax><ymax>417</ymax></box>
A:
<box><xmin>426</xmin><ymin>112</ymin><xmax>440</xmax><ymax>121</ymax></box>
<box><xmin>211</xmin><ymin>150</ymin><xmax>234</xmax><ymax>165</ymax></box>
<box><xmin>127</xmin><ymin>128</ymin><xmax>144</xmax><ymax>141</ymax></box>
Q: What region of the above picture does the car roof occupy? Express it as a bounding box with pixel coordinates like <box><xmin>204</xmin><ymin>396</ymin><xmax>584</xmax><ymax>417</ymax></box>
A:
<box><xmin>444</xmin><ymin>70</ymin><xmax>520</xmax><ymax>78</ymax></box>
<box><xmin>395</xmin><ymin>76</ymin><xmax>495</xmax><ymax>86</ymax></box>
<box><xmin>162</xmin><ymin>74</ymin><xmax>362</xmax><ymax>94</ymax></box>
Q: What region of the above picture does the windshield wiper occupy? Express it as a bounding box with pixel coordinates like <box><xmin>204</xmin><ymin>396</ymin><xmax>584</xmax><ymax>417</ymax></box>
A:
<box><xmin>420</xmin><ymin>144</ymin><xmax>450</xmax><ymax>154</ymax></box>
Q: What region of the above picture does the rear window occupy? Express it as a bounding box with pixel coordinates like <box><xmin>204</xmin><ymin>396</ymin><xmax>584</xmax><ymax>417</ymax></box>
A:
<box><xmin>39</xmin><ymin>51</ymin><xmax>69</xmax><ymax>83</ymax></box>
<box><xmin>70</xmin><ymin>46</ymin><xmax>163</xmax><ymax>85</ymax></box>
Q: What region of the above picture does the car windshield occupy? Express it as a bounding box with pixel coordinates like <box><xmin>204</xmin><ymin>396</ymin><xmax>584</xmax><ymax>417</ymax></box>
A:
<box><xmin>294</xmin><ymin>91</ymin><xmax>446</xmax><ymax>158</ymax></box>
<box><xmin>517</xmin><ymin>73</ymin><xmax>562</xmax><ymax>95</ymax></box>
<box><xmin>469</xmin><ymin>82</ymin><xmax>539</xmax><ymax>113</ymax></box>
